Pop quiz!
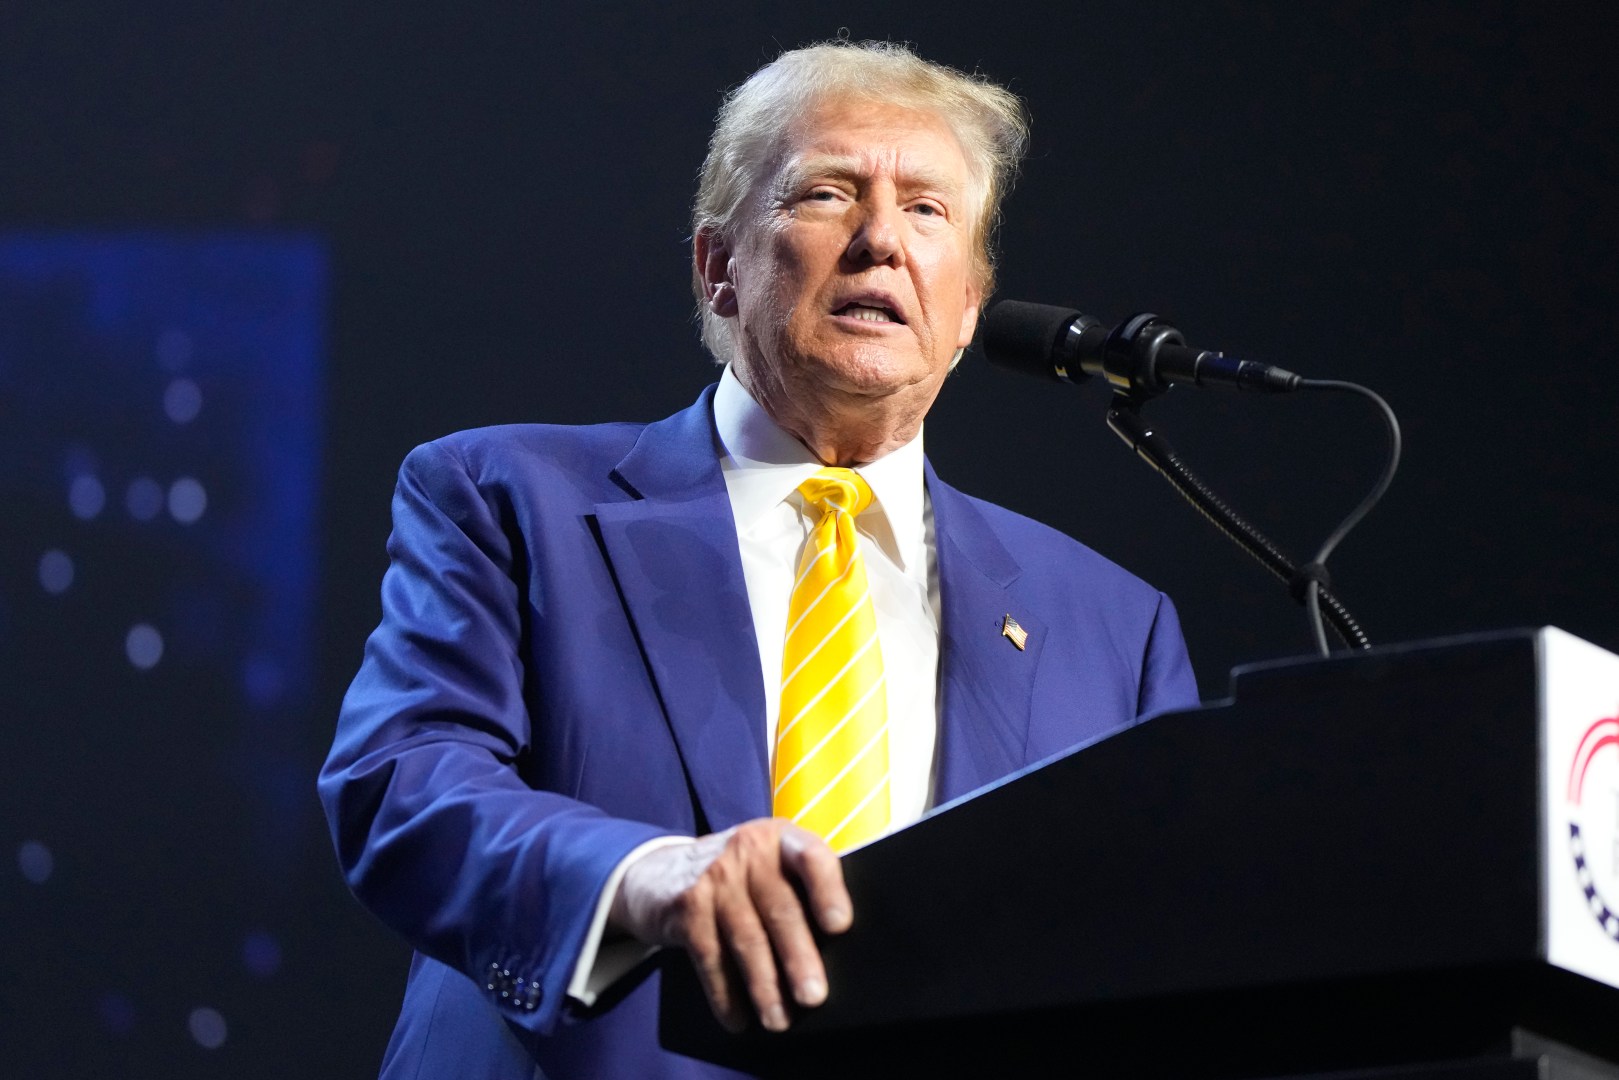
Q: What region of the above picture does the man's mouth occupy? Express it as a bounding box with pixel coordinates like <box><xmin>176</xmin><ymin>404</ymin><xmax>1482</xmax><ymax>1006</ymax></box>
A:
<box><xmin>834</xmin><ymin>302</ymin><xmax>903</xmax><ymax>324</ymax></box>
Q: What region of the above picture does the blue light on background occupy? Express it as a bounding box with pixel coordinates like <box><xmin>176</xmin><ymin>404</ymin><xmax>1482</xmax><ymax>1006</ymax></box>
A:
<box><xmin>0</xmin><ymin>233</ymin><xmax>325</xmax><ymax>1070</ymax></box>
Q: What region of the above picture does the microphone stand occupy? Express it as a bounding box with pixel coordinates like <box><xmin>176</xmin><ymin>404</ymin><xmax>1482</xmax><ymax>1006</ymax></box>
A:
<box><xmin>1105</xmin><ymin>391</ymin><xmax>1394</xmax><ymax>654</ymax></box>
<box><xmin>976</xmin><ymin>297</ymin><xmax>1402</xmax><ymax>655</ymax></box>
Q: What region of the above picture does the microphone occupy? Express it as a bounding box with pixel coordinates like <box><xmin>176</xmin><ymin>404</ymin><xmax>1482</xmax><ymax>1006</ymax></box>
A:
<box><xmin>981</xmin><ymin>299</ymin><xmax>1301</xmax><ymax>395</ymax></box>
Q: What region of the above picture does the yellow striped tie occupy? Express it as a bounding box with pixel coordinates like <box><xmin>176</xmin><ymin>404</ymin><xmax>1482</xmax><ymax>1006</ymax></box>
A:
<box><xmin>772</xmin><ymin>468</ymin><xmax>890</xmax><ymax>852</ymax></box>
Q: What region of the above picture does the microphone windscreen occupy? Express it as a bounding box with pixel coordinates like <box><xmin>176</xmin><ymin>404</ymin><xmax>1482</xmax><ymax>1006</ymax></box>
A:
<box><xmin>980</xmin><ymin>300</ymin><xmax>1080</xmax><ymax>379</ymax></box>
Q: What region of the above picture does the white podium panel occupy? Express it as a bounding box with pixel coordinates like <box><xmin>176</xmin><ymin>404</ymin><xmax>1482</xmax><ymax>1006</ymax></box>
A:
<box><xmin>1541</xmin><ymin>625</ymin><xmax>1619</xmax><ymax>991</ymax></box>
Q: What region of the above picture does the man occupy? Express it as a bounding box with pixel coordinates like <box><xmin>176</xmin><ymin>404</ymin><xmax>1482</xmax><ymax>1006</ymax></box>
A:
<box><xmin>321</xmin><ymin>40</ymin><xmax>1198</xmax><ymax>1079</ymax></box>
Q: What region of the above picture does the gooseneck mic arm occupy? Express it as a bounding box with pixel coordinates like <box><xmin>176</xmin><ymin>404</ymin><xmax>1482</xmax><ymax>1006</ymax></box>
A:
<box><xmin>1105</xmin><ymin>396</ymin><xmax>1373</xmax><ymax>652</ymax></box>
<box><xmin>981</xmin><ymin>298</ymin><xmax>1400</xmax><ymax>655</ymax></box>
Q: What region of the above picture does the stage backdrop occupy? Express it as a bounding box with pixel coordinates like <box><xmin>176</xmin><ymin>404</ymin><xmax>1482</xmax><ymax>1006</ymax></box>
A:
<box><xmin>3</xmin><ymin>2</ymin><xmax>1616</xmax><ymax>1076</ymax></box>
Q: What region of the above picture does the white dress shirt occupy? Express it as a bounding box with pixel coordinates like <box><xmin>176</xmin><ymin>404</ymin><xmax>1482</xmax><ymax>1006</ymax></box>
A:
<box><xmin>713</xmin><ymin>365</ymin><xmax>941</xmax><ymax>824</ymax></box>
<box><xmin>567</xmin><ymin>367</ymin><xmax>943</xmax><ymax>1004</ymax></box>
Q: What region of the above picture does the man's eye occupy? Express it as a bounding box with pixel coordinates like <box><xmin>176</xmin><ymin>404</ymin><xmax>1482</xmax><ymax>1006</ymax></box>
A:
<box><xmin>910</xmin><ymin>202</ymin><xmax>941</xmax><ymax>216</ymax></box>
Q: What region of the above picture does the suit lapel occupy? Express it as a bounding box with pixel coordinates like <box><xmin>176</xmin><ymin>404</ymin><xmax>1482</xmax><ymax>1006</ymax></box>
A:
<box><xmin>589</xmin><ymin>400</ymin><xmax>1042</xmax><ymax>826</ymax></box>
<box><xmin>592</xmin><ymin>388</ymin><xmax>771</xmax><ymax>831</ymax></box>
<box><xmin>928</xmin><ymin>465</ymin><xmax>1044</xmax><ymax>805</ymax></box>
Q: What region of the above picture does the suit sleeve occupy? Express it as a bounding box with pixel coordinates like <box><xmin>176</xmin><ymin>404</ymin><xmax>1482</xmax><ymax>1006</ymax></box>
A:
<box><xmin>1136</xmin><ymin>591</ymin><xmax>1201</xmax><ymax>719</ymax></box>
<box><xmin>317</xmin><ymin>440</ymin><xmax>674</xmax><ymax>1035</ymax></box>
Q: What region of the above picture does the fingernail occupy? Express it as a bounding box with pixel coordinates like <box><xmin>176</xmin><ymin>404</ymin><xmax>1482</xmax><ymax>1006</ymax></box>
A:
<box><xmin>824</xmin><ymin>905</ymin><xmax>850</xmax><ymax>928</ymax></box>
<box><xmin>797</xmin><ymin>976</ymin><xmax>826</xmax><ymax>1006</ymax></box>
<box><xmin>762</xmin><ymin>1004</ymin><xmax>789</xmax><ymax>1032</ymax></box>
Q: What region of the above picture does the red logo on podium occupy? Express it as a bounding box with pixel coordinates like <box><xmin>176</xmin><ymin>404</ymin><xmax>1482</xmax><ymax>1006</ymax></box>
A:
<box><xmin>1569</xmin><ymin>714</ymin><xmax>1619</xmax><ymax>944</ymax></box>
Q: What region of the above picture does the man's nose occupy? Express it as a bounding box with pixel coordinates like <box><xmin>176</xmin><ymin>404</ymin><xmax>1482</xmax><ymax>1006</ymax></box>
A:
<box><xmin>845</xmin><ymin>201</ymin><xmax>905</xmax><ymax>267</ymax></box>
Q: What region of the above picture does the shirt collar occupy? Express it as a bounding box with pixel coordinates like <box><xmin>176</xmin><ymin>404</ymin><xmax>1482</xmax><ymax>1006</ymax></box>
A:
<box><xmin>713</xmin><ymin>365</ymin><xmax>926</xmax><ymax>567</ymax></box>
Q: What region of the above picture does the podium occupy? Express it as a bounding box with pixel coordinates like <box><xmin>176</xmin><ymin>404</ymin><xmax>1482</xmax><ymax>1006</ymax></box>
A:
<box><xmin>658</xmin><ymin>627</ymin><xmax>1619</xmax><ymax>1078</ymax></box>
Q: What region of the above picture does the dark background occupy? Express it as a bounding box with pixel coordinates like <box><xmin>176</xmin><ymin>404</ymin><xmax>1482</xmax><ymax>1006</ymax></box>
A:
<box><xmin>3</xmin><ymin>1</ymin><xmax>1617</xmax><ymax>1075</ymax></box>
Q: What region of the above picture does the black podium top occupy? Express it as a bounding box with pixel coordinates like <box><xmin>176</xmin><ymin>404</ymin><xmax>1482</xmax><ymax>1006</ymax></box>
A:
<box><xmin>658</xmin><ymin>629</ymin><xmax>1619</xmax><ymax>1079</ymax></box>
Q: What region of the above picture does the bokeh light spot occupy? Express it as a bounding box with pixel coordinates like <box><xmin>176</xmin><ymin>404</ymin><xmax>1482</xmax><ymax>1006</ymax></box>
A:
<box><xmin>243</xmin><ymin>930</ymin><xmax>283</xmax><ymax>977</ymax></box>
<box><xmin>38</xmin><ymin>549</ymin><xmax>74</xmax><ymax>594</ymax></box>
<box><xmin>98</xmin><ymin>992</ymin><xmax>136</xmax><ymax>1035</ymax></box>
<box><xmin>188</xmin><ymin>1006</ymin><xmax>227</xmax><ymax>1049</ymax></box>
<box><xmin>18</xmin><ymin>841</ymin><xmax>54</xmax><ymax>884</ymax></box>
<box><xmin>163</xmin><ymin>377</ymin><xmax>203</xmax><ymax>424</ymax></box>
<box><xmin>126</xmin><ymin>624</ymin><xmax>164</xmax><ymax>670</ymax></box>
<box><xmin>168</xmin><ymin>477</ymin><xmax>207</xmax><ymax>524</ymax></box>
<box><xmin>69</xmin><ymin>474</ymin><xmax>105</xmax><ymax>520</ymax></box>
<box><xmin>126</xmin><ymin>476</ymin><xmax>164</xmax><ymax>521</ymax></box>
<box><xmin>243</xmin><ymin>652</ymin><xmax>285</xmax><ymax>709</ymax></box>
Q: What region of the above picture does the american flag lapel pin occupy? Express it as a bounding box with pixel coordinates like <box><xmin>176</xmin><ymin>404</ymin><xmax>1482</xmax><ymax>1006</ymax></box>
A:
<box><xmin>1001</xmin><ymin>614</ymin><xmax>1028</xmax><ymax>651</ymax></box>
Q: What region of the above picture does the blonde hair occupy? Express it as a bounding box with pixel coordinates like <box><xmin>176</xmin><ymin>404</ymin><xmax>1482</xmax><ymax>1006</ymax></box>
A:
<box><xmin>692</xmin><ymin>40</ymin><xmax>1029</xmax><ymax>363</ymax></box>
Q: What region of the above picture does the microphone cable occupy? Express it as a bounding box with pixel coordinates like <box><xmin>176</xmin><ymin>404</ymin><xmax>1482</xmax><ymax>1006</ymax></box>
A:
<box><xmin>1105</xmin><ymin>380</ymin><xmax>1400</xmax><ymax>655</ymax></box>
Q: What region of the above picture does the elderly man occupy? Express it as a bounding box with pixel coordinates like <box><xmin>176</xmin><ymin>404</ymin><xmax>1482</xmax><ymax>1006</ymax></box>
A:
<box><xmin>321</xmin><ymin>40</ymin><xmax>1197</xmax><ymax>1080</ymax></box>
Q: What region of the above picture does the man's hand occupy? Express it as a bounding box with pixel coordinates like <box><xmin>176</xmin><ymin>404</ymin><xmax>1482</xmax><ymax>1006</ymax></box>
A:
<box><xmin>609</xmin><ymin>818</ymin><xmax>852</xmax><ymax>1033</ymax></box>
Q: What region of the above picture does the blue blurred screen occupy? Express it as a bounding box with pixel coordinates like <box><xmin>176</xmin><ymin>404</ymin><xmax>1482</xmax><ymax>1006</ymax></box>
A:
<box><xmin>0</xmin><ymin>233</ymin><xmax>325</xmax><ymax>1070</ymax></box>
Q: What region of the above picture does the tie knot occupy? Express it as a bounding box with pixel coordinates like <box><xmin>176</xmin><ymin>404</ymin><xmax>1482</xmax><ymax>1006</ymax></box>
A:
<box><xmin>797</xmin><ymin>468</ymin><xmax>873</xmax><ymax>518</ymax></box>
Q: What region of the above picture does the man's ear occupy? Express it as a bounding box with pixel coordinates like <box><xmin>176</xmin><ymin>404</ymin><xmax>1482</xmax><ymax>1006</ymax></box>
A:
<box><xmin>955</xmin><ymin>276</ymin><xmax>984</xmax><ymax>351</ymax></box>
<box><xmin>694</xmin><ymin>228</ymin><xmax>738</xmax><ymax>317</ymax></box>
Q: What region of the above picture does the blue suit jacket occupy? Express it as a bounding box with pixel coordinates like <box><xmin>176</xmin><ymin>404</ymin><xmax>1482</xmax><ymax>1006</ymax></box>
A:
<box><xmin>319</xmin><ymin>387</ymin><xmax>1198</xmax><ymax>1079</ymax></box>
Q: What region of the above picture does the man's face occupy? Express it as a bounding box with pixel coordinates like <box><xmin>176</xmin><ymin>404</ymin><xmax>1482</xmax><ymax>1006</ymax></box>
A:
<box><xmin>718</xmin><ymin>97</ymin><xmax>983</xmax><ymax>425</ymax></box>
